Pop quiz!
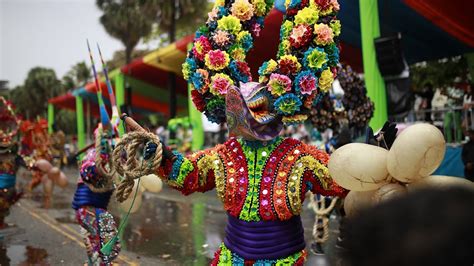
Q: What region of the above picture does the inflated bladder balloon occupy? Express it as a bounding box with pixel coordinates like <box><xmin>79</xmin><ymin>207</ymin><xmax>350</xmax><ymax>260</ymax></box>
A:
<box><xmin>372</xmin><ymin>183</ymin><xmax>407</xmax><ymax>203</ymax></box>
<box><xmin>387</xmin><ymin>124</ymin><xmax>446</xmax><ymax>183</ymax></box>
<box><xmin>47</xmin><ymin>167</ymin><xmax>60</xmax><ymax>181</ymax></box>
<box><xmin>140</xmin><ymin>174</ymin><xmax>163</xmax><ymax>193</ymax></box>
<box><xmin>35</xmin><ymin>159</ymin><xmax>52</xmax><ymax>173</ymax></box>
<box><xmin>56</xmin><ymin>172</ymin><xmax>68</xmax><ymax>188</ymax></box>
<box><xmin>408</xmin><ymin>175</ymin><xmax>474</xmax><ymax>191</ymax></box>
<box><xmin>42</xmin><ymin>176</ymin><xmax>53</xmax><ymax>195</ymax></box>
<box><xmin>329</xmin><ymin>143</ymin><xmax>389</xmax><ymax>191</ymax></box>
<box><xmin>343</xmin><ymin>190</ymin><xmax>376</xmax><ymax>217</ymax></box>
<box><xmin>118</xmin><ymin>180</ymin><xmax>143</xmax><ymax>213</ymax></box>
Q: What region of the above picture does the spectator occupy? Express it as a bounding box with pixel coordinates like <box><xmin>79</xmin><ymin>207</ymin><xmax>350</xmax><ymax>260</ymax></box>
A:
<box><xmin>462</xmin><ymin>129</ymin><xmax>474</xmax><ymax>182</ymax></box>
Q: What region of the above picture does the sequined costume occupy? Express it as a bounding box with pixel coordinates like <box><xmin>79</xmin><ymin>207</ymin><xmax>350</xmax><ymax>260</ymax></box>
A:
<box><xmin>0</xmin><ymin>153</ymin><xmax>23</xmax><ymax>226</ymax></box>
<box><xmin>72</xmin><ymin>149</ymin><xmax>120</xmax><ymax>265</ymax></box>
<box><xmin>158</xmin><ymin>137</ymin><xmax>346</xmax><ymax>264</ymax></box>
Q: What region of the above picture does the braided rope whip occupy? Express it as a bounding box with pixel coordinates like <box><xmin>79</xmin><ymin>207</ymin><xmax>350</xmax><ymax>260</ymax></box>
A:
<box><xmin>112</xmin><ymin>116</ymin><xmax>162</xmax><ymax>202</ymax></box>
<box><xmin>309</xmin><ymin>193</ymin><xmax>339</xmax><ymax>244</ymax></box>
<box><xmin>91</xmin><ymin>128</ymin><xmax>116</xmax><ymax>193</ymax></box>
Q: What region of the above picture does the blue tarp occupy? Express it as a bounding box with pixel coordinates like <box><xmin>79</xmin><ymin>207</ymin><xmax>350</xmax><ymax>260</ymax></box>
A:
<box><xmin>433</xmin><ymin>146</ymin><xmax>464</xmax><ymax>178</ymax></box>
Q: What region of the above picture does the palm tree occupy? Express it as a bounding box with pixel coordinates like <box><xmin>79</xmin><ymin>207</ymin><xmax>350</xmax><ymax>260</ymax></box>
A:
<box><xmin>96</xmin><ymin>0</ymin><xmax>158</xmax><ymax>64</ymax></box>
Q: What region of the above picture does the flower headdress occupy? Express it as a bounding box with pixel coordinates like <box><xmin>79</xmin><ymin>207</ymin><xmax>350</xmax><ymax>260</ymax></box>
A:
<box><xmin>183</xmin><ymin>0</ymin><xmax>341</xmax><ymax>124</ymax></box>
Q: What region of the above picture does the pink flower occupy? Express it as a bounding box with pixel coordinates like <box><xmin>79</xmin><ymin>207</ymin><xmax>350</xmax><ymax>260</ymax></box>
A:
<box><xmin>330</xmin><ymin>0</ymin><xmax>340</xmax><ymax>12</ymax></box>
<box><xmin>193</xmin><ymin>36</ymin><xmax>211</xmax><ymax>61</ymax></box>
<box><xmin>207</xmin><ymin>7</ymin><xmax>219</xmax><ymax>23</ymax></box>
<box><xmin>267</xmin><ymin>73</ymin><xmax>292</xmax><ymax>96</ymax></box>
<box><xmin>251</xmin><ymin>23</ymin><xmax>261</xmax><ymax>37</ymax></box>
<box><xmin>212</xmin><ymin>30</ymin><xmax>231</xmax><ymax>47</ymax></box>
<box><xmin>289</xmin><ymin>24</ymin><xmax>312</xmax><ymax>48</ymax></box>
<box><xmin>314</xmin><ymin>24</ymin><xmax>334</xmax><ymax>46</ymax></box>
<box><xmin>299</xmin><ymin>75</ymin><xmax>317</xmax><ymax>95</ymax></box>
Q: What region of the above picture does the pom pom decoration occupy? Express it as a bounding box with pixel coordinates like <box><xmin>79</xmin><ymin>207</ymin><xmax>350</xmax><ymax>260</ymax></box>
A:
<box><xmin>183</xmin><ymin>0</ymin><xmax>341</xmax><ymax>124</ymax></box>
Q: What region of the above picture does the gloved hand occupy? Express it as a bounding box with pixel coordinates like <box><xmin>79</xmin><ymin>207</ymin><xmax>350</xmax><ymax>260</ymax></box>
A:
<box><xmin>143</xmin><ymin>142</ymin><xmax>158</xmax><ymax>160</ymax></box>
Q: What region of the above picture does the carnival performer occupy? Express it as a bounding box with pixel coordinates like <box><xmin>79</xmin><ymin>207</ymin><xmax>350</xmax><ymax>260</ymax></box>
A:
<box><xmin>114</xmin><ymin>0</ymin><xmax>346</xmax><ymax>264</ymax></box>
<box><xmin>0</xmin><ymin>97</ymin><xmax>25</xmax><ymax>229</ymax></box>
<box><xmin>72</xmin><ymin>127</ymin><xmax>120</xmax><ymax>266</ymax></box>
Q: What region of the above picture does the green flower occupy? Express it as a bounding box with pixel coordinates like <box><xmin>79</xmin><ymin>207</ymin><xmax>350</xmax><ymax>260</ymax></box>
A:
<box><xmin>217</xmin><ymin>15</ymin><xmax>242</xmax><ymax>34</ymax></box>
<box><xmin>330</xmin><ymin>19</ymin><xmax>341</xmax><ymax>36</ymax></box>
<box><xmin>304</xmin><ymin>47</ymin><xmax>328</xmax><ymax>71</ymax></box>
<box><xmin>280</xmin><ymin>20</ymin><xmax>294</xmax><ymax>39</ymax></box>
<box><xmin>294</xmin><ymin>7</ymin><xmax>319</xmax><ymax>25</ymax></box>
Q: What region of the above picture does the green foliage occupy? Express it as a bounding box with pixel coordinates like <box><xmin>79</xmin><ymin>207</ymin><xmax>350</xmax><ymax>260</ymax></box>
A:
<box><xmin>9</xmin><ymin>67</ymin><xmax>62</xmax><ymax>119</ymax></box>
<box><xmin>62</xmin><ymin>61</ymin><xmax>91</xmax><ymax>89</ymax></box>
<box><xmin>410</xmin><ymin>56</ymin><xmax>470</xmax><ymax>92</ymax></box>
<box><xmin>96</xmin><ymin>0</ymin><xmax>158</xmax><ymax>63</ymax></box>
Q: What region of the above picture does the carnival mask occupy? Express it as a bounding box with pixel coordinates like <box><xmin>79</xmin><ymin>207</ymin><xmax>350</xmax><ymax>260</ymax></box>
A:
<box><xmin>226</xmin><ymin>82</ymin><xmax>282</xmax><ymax>141</ymax></box>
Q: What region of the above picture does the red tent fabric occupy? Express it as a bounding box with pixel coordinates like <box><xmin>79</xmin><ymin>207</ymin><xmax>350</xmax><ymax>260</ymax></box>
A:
<box><xmin>404</xmin><ymin>0</ymin><xmax>474</xmax><ymax>47</ymax></box>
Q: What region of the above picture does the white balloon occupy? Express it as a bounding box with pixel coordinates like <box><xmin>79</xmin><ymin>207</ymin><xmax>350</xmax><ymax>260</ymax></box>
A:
<box><xmin>343</xmin><ymin>190</ymin><xmax>376</xmax><ymax>217</ymax></box>
<box><xmin>387</xmin><ymin>123</ymin><xmax>446</xmax><ymax>183</ymax></box>
<box><xmin>47</xmin><ymin>167</ymin><xmax>60</xmax><ymax>181</ymax></box>
<box><xmin>408</xmin><ymin>175</ymin><xmax>474</xmax><ymax>191</ymax></box>
<box><xmin>140</xmin><ymin>174</ymin><xmax>163</xmax><ymax>193</ymax></box>
<box><xmin>56</xmin><ymin>172</ymin><xmax>68</xmax><ymax>188</ymax></box>
<box><xmin>372</xmin><ymin>182</ymin><xmax>407</xmax><ymax>204</ymax></box>
<box><xmin>118</xmin><ymin>179</ymin><xmax>143</xmax><ymax>213</ymax></box>
<box><xmin>329</xmin><ymin>143</ymin><xmax>389</xmax><ymax>191</ymax></box>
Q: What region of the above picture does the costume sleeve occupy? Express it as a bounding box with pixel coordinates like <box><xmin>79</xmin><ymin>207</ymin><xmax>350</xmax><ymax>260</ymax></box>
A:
<box><xmin>299</xmin><ymin>143</ymin><xmax>348</xmax><ymax>197</ymax></box>
<box><xmin>157</xmin><ymin>145</ymin><xmax>223</xmax><ymax>195</ymax></box>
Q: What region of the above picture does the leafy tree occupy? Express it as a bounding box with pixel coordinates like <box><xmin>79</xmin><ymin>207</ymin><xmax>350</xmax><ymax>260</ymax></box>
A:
<box><xmin>96</xmin><ymin>0</ymin><xmax>158</xmax><ymax>64</ymax></box>
<box><xmin>410</xmin><ymin>56</ymin><xmax>470</xmax><ymax>92</ymax></box>
<box><xmin>63</xmin><ymin>61</ymin><xmax>91</xmax><ymax>89</ymax></box>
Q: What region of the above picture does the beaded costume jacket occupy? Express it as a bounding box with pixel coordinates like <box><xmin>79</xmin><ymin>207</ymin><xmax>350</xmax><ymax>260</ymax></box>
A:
<box><xmin>159</xmin><ymin>137</ymin><xmax>346</xmax><ymax>222</ymax></box>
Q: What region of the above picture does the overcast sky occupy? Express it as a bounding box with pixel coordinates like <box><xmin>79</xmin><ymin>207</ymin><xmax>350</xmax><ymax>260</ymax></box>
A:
<box><xmin>0</xmin><ymin>0</ymin><xmax>135</xmax><ymax>88</ymax></box>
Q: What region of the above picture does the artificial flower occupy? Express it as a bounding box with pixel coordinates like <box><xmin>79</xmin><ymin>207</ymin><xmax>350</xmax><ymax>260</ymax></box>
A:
<box><xmin>190</xmin><ymin>69</ymin><xmax>210</xmax><ymax>92</ymax></box>
<box><xmin>230</xmin><ymin>46</ymin><xmax>246</xmax><ymax>61</ymax></box>
<box><xmin>205</xmin><ymin>50</ymin><xmax>230</xmax><ymax>71</ymax></box>
<box><xmin>217</xmin><ymin>15</ymin><xmax>242</xmax><ymax>34</ymax></box>
<box><xmin>277</xmin><ymin>39</ymin><xmax>291</xmax><ymax>57</ymax></box>
<box><xmin>237</xmin><ymin>31</ymin><xmax>253</xmax><ymax>51</ymax></box>
<box><xmin>212</xmin><ymin>30</ymin><xmax>232</xmax><ymax>48</ymax></box>
<box><xmin>205</xmin><ymin>98</ymin><xmax>226</xmax><ymax>124</ymax></box>
<box><xmin>191</xmin><ymin>89</ymin><xmax>206</xmax><ymax>112</ymax></box>
<box><xmin>258</xmin><ymin>59</ymin><xmax>278</xmax><ymax>76</ymax></box>
<box><xmin>274</xmin><ymin>93</ymin><xmax>302</xmax><ymax>115</ymax></box>
<box><xmin>330</xmin><ymin>0</ymin><xmax>340</xmax><ymax>12</ymax></box>
<box><xmin>182</xmin><ymin>58</ymin><xmax>197</xmax><ymax>80</ymax></box>
<box><xmin>252</xmin><ymin>0</ymin><xmax>267</xmax><ymax>16</ymax></box>
<box><xmin>303</xmin><ymin>47</ymin><xmax>328</xmax><ymax>71</ymax></box>
<box><xmin>295</xmin><ymin>70</ymin><xmax>318</xmax><ymax>95</ymax></box>
<box><xmin>250</xmin><ymin>22</ymin><xmax>262</xmax><ymax>37</ymax></box>
<box><xmin>313</xmin><ymin>0</ymin><xmax>331</xmax><ymax>10</ymax></box>
<box><xmin>210</xmin><ymin>73</ymin><xmax>234</xmax><ymax>96</ymax></box>
<box><xmin>330</xmin><ymin>19</ymin><xmax>341</xmax><ymax>36</ymax></box>
<box><xmin>278</xmin><ymin>55</ymin><xmax>302</xmax><ymax>75</ymax></box>
<box><xmin>231</xmin><ymin>0</ymin><xmax>254</xmax><ymax>21</ymax></box>
<box><xmin>213</xmin><ymin>0</ymin><xmax>225</xmax><ymax>8</ymax></box>
<box><xmin>230</xmin><ymin>60</ymin><xmax>252</xmax><ymax>82</ymax></box>
<box><xmin>289</xmin><ymin>24</ymin><xmax>313</xmax><ymax>48</ymax></box>
<box><xmin>207</xmin><ymin>7</ymin><xmax>219</xmax><ymax>23</ymax></box>
<box><xmin>314</xmin><ymin>23</ymin><xmax>334</xmax><ymax>45</ymax></box>
<box><xmin>195</xmin><ymin>26</ymin><xmax>210</xmax><ymax>38</ymax></box>
<box><xmin>282</xmin><ymin>114</ymin><xmax>309</xmax><ymax>124</ymax></box>
<box><xmin>280</xmin><ymin>20</ymin><xmax>294</xmax><ymax>39</ymax></box>
<box><xmin>285</xmin><ymin>0</ymin><xmax>302</xmax><ymax>9</ymax></box>
<box><xmin>267</xmin><ymin>73</ymin><xmax>292</xmax><ymax>96</ymax></box>
<box><xmin>192</xmin><ymin>36</ymin><xmax>212</xmax><ymax>61</ymax></box>
<box><xmin>294</xmin><ymin>7</ymin><xmax>319</xmax><ymax>25</ymax></box>
<box><xmin>318</xmin><ymin>68</ymin><xmax>334</xmax><ymax>92</ymax></box>
<box><xmin>325</xmin><ymin>43</ymin><xmax>339</xmax><ymax>67</ymax></box>
<box><xmin>303</xmin><ymin>91</ymin><xmax>318</xmax><ymax>108</ymax></box>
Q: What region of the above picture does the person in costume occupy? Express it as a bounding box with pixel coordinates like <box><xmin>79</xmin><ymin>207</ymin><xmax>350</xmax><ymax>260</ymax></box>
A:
<box><xmin>115</xmin><ymin>0</ymin><xmax>346</xmax><ymax>264</ymax></box>
<box><xmin>0</xmin><ymin>97</ymin><xmax>25</xmax><ymax>229</ymax></box>
<box><xmin>72</xmin><ymin>128</ymin><xmax>120</xmax><ymax>265</ymax></box>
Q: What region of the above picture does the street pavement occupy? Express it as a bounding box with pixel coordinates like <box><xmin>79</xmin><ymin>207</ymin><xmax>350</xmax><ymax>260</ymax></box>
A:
<box><xmin>1</xmin><ymin>167</ymin><xmax>341</xmax><ymax>265</ymax></box>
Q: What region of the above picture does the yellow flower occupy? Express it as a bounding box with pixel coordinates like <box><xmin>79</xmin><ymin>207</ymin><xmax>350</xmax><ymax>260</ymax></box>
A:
<box><xmin>231</xmin><ymin>47</ymin><xmax>246</xmax><ymax>61</ymax></box>
<box><xmin>330</xmin><ymin>19</ymin><xmax>341</xmax><ymax>36</ymax></box>
<box><xmin>252</xmin><ymin>0</ymin><xmax>267</xmax><ymax>16</ymax></box>
<box><xmin>318</xmin><ymin>68</ymin><xmax>334</xmax><ymax>92</ymax></box>
<box><xmin>278</xmin><ymin>39</ymin><xmax>291</xmax><ymax>56</ymax></box>
<box><xmin>213</xmin><ymin>0</ymin><xmax>225</xmax><ymax>8</ymax></box>
<box><xmin>231</xmin><ymin>0</ymin><xmax>254</xmax><ymax>21</ymax></box>
<box><xmin>217</xmin><ymin>15</ymin><xmax>242</xmax><ymax>34</ymax></box>
<box><xmin>294</xmin><ymin>7</ymin><xmax>319</xmax><ymax>25</ymax></box>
